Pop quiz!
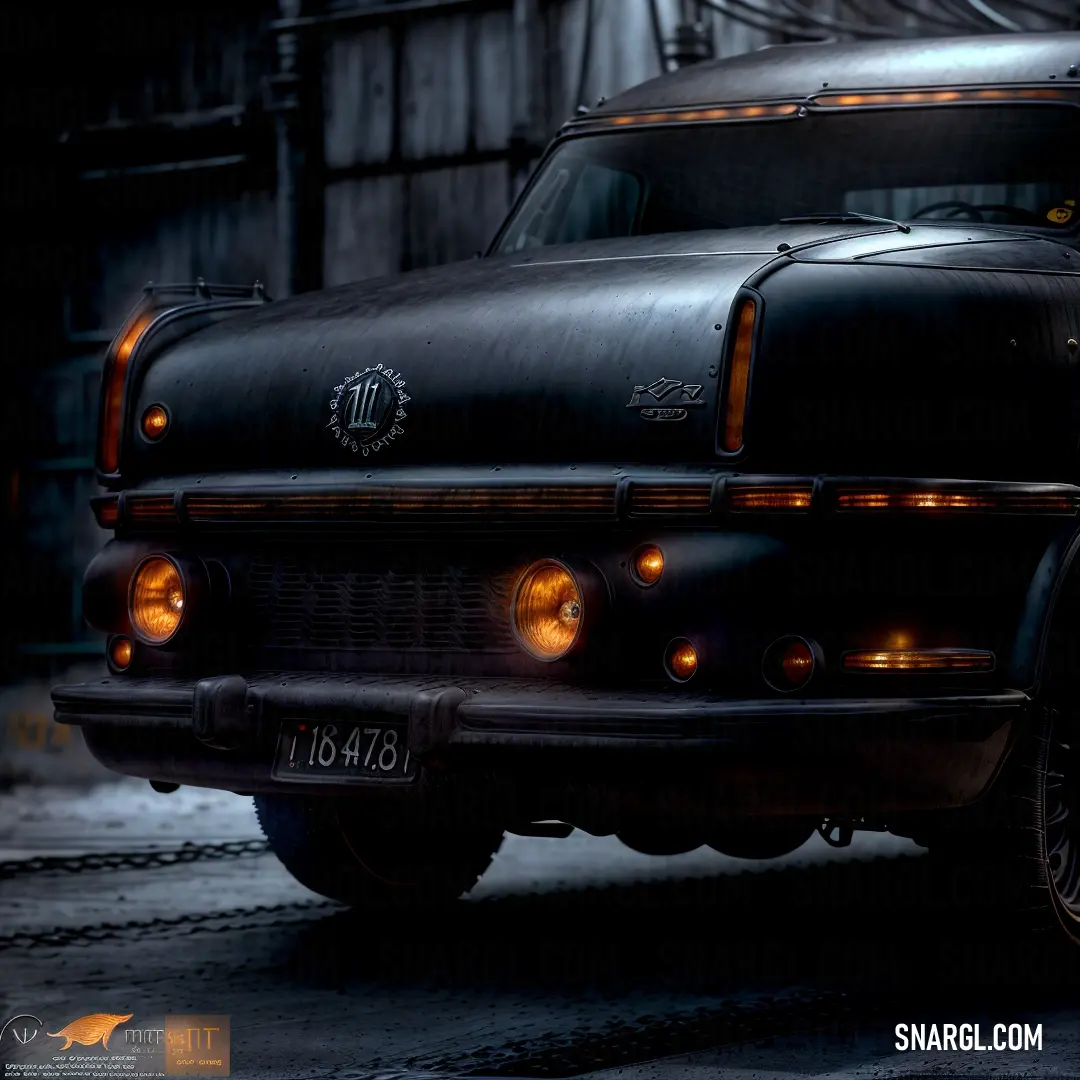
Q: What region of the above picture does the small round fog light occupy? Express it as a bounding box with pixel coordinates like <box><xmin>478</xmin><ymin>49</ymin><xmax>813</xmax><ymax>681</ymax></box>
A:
<box><xmin>631</xmin><ymin>544</ymin><xmax>664</xmax><ymax>586</ymax></box>
<box><xmin>665</xmin><ymin>638</ymin><xmax>698</xmax><ymax>682</ymax></box>
<box><xmin>763</xmin><ymin>635</ymin><xmax>819</xmax><ymax>692</ymax></box>
<box><xmin>129</xmin><ymin>555</ymin><xmax>186</xmax><ymax>644</ymax></box>
<box><xmin>109</xmin><ymin>636</ymin><xmax>133</xmax><ymax>670</ymax></box>
<box><xmin>141</xmin><ymin>404</ymin><xmax>169</xmax><ymax>440</ymax></box>
<box><xmin>512</xmin><ymin>559</ymin><xmax>585</xmax><ymax>661</ymax></box>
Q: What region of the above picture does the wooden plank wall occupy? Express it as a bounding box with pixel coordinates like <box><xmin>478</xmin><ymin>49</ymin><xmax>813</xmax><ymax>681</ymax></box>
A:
<box><xmin>321</xmin><ymin>0</ymin><xmax>772</xmax><ymax>286</ymax></box>
<box><xmin>70</xmin><ymin>0</ymin><xmax>775</xmax><ymax>330</ymax></box>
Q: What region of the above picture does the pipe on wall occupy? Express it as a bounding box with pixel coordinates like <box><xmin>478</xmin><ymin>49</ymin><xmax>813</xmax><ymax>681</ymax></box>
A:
<box><xmin>510</xmin><ymin>0</ymin><xmax>543</xmax><ymax>197</ymax></box>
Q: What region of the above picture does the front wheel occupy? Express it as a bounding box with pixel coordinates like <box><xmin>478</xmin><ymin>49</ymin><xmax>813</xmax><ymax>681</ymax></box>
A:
<box><xmin>923</xmin><ymin>694</ymin><xmax>1080</xmax><ymax>943</ymax></box>
<box><xmin>254</xmin><ymin>794</ymin><xmax>504</xmax><ymax>908</ymax></box>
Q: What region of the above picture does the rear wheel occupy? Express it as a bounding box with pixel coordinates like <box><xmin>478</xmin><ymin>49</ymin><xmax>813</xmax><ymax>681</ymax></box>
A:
<box><xmin>254</xmin><ymin>794</ymin><xmax>503</xmax><ymax>908</ymax></box>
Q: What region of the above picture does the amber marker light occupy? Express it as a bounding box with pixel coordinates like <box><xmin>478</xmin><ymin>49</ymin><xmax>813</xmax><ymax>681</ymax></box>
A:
<box><xmin>665</xmin><ymin>638</ymin><xmax>698</xmax><ymax>682</ymax></box>
<box><xmin>842</xmin><ymin>648</ymin><xmax>994</xmax><ymax>672</ymax></box>
<box><xmin>837</xmin><ymin>488</ymin><xmax>1077</xmax><ymax>513</ymax></box>
<box><xmin>601</xmin><ymin>102</ymin><xmax>800</xmax><ymax>127</ymax></box>
<box><xmin>782</xmin><ymin>640</ymin><xmax>814</xmax><ymax>683</ymax></box>
<box><xmin>129</xmin><ymin>555</ymin><xmax>186</xmax><ymax>644</ymax></box>
<box><xmin>631</xmin><ymin>545</ymin><xmax>664</xmax><ymax>586</ymax></box>
<box><xmin>109</xmin><ymin>636</ymin><xmax>133</xmax><ymax>670</ymax></box>
<box><xmin>512</xmin><ymin>559</ymin><xmax>585</xmax><ymax>661</ymax></box>
<box><xmin>762</xmin><ymin>634</ymin><xmax>818</xmax><ymax>691</ymax></box>
<box><xmin>722</xmin><ymin>299</ymin><xmax>756</xmax><ymax>453</ymax></box>
<box><xmin>92</xmin><ymin>496</ymin><xmax>120</xmax><ymax>528</ymax></box>
<box><xmin>813</xmin><ymin>87</ymin><xmax>1075</xmax><ymax>108</ymax></box>
<box><xmin>729</xmin><ymin>484</ymin><xmax>813</xmax><ymax>511</ymax></box>
<box><xmin>141</xmin><ymin>404</ymin><xmax>169</xmax><ymax>440</ymax></box>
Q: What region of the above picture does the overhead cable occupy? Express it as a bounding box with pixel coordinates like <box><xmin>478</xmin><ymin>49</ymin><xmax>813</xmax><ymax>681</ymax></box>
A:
<box><xmin>697</xmin><ymin>0</ymin><xmax>831</xmax><ymax>38</ymax></box>
<box><xmin>670</xmin><ymin>0</ymin><xmax>1075</xmax><ymax>56</ymax></box>
<box><xmin>962</xmin><ymin>0</ymin><xmax>1025</xmax><ymax>29</ymax></box>
<box><xmin>876</xmin><ymin>0</ymin><xmax>980</xmax><ymax>30</ymax></box>
<box><xmin>774</xmin><ymin>0</ymin><xmax>906</xmax><ymax>35</ymax></box>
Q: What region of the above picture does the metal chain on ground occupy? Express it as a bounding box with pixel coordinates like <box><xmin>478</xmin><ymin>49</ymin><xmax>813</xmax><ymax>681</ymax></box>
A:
<box><xmin>0</xmin><ymin>897</ymin><xmax>339</xmax><ymax>951</ymax></box>
<box><xmin>0</xmin><ymin>838</ymin><xmax>271</xmax><ymax>880</ymax></box>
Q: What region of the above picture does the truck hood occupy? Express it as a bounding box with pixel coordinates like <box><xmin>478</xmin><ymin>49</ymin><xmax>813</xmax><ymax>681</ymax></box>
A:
<box><xmin>124</xmin><ymin>223</ymin><xmax>1056</xmax><ymax>478</ymax></box>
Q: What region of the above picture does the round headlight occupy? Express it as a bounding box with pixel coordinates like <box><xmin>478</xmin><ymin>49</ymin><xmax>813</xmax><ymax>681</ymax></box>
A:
<box><xmin>512</xmin><ymin>559</ymin><xmax>585</xmax><ymax>661</ymax></box>
<box><xmin>129</xmin><ymin>555</ymin><xmax>186</xmax><ymax>644</ymax></box>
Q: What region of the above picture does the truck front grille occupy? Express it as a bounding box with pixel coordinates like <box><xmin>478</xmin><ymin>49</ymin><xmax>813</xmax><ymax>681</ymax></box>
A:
<box><xmin>244</xmin><ymin>553</ymin><xmax>518</xmax><ymax>654</ymax></box>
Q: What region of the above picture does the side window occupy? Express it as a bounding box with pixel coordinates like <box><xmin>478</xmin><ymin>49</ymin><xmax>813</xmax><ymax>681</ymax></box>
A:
<box><xmin>554</xmin><ymin>165</ymin><xmax>642</xmax><ymax>244</ymax></box>
<box><xmin>508</xmin><ymin>168</ymin><xmax>573</xmax><ymax>251</ymax></box>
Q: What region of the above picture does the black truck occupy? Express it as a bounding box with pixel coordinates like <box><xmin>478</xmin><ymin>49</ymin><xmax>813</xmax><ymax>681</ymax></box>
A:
<box><xmin>53</xmin><ymin>31</ymin><xmax>1080</xmax><ymax>939</ymax></box>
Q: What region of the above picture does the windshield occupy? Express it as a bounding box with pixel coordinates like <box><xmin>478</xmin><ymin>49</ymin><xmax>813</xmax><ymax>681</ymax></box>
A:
<box><xmin>494</xmin><ymin>105</ymin><xmax>1080</xmax><ymax>251</ymax></box>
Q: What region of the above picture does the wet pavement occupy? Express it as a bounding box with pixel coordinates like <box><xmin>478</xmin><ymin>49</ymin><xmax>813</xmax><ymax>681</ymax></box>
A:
<box><xmin>2</xmin><ymin>778</ymin><xmax>1079</xmax><ymax>1078</ymax></box>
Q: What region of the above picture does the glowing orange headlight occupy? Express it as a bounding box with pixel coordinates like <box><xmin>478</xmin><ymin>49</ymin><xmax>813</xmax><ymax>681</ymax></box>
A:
<box><xmin>512</xmin><ymin>560</ymin><xmax>585</xmax><ymax>661</ymax></box>
<box><xmin>129</xmin><ymin>555</ymin><xmax>186</xmax><ymax>644</ymax></box>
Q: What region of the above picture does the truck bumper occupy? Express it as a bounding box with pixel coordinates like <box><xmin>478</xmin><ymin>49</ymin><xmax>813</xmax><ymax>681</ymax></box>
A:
<box><xmin>51</xmin><ymin>673</ymin><xmax>1023</xmax><ymax>818</ymax></box>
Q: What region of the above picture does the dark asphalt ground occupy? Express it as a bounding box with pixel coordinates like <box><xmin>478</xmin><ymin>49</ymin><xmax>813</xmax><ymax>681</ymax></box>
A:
<box><xmin>2</xmin><ymin>780</ymin><xmax>1079</xmax><ymax>1079</ymax></box>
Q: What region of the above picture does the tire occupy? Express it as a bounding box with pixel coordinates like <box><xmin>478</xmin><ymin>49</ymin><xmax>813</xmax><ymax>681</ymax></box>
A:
<box><xmin>616</xmin><ymin>830</ymin><xmax>703</xmax><ymax>856</ymax></box>
<box><xmin>923</xmin><ymin>693</ymin><xmax>1080</xmax><ymax>942</ymax></box>
<box><xmin>707</xmin><ymin>823</ymin><xmax>816</xmax><ymax>860</ymax></box>
<box><xmin>254</xmin><ymin>793</ymin><xmax>504</xmax><ymax>908</ymax></box>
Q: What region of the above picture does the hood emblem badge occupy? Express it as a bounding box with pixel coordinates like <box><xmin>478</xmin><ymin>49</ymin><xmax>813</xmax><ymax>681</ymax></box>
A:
<box><xmin>626</xmin><ymin>378</ymin><xmax>705</xmax><ymax>422</ymax></box>
<box><xmin>328</xmin><ymin>364</ymin><xmax>410</xmax><ymax>455</ymax></box>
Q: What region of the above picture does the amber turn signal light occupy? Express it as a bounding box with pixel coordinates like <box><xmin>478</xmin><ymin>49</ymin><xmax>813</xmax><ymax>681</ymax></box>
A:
<box><xmin>722</xmin><ymin>299</ymin><xmax>756</xmax><ymax>453</ymax></box>
<box><xmin>109</xmin><ymin>636</ymin><xmax>133</xmax><ymax>670</ymax></box>
<box><xmin>141</xmin><ymin>404</ymin><xmax>169</xmax><ymax>440</ymax></box>
<box><xmin>631</xmin><ymin>545</ymin><xmax>664</xmax><ymax>586</ymax></box>
<box><xmin>665</xmin><ymin>638</ymin><xmax>698</xmax><ymax>682</ymax></box>
<box><xmin>129</xmin><ymin>555</ymin><xmax>186</xmax><ymax>644</ymax></box>
<box><xmin>512</xmin><ymin>559</ymin><xmax>585</xmax><ymax>661</ymax></box>
<box><xmin>99</xmin><ymin>311</ymin><xmax>155</xmax><ymax>473</ymax></box>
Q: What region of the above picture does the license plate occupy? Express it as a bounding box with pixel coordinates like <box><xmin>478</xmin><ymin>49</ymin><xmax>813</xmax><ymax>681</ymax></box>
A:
<box><xmin>272</xmin><ymin>719</ymin><xmax>418</xmax><ymax>783</ymax></box>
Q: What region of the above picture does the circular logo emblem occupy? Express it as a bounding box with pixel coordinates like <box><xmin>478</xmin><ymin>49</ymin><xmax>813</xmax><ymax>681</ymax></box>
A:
<box><xmin>327</xmin><ymin>365</ymin><xmax>410</xmax><ymax>455</ymax></box>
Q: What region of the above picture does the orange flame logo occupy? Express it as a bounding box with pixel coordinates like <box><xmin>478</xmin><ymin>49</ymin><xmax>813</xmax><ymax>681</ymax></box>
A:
<box><xmin>47</xmin><ymin>1013</ymin><xmax>133</xmax><ymax>1050</ymax></box>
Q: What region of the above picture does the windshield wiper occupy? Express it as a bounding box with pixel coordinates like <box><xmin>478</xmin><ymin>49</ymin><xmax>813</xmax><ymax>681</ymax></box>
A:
<box><xmin>779</xmin><ymin>211</ymin><xmax>911</xmax><ymax>234</ymax></box>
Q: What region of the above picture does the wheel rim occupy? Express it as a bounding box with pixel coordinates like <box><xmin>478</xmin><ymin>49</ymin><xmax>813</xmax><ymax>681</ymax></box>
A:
<box><xmin>1044</xmin><ymin>706</ymin><xmax>1080</xmax><ymax>920</ymax></box>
